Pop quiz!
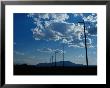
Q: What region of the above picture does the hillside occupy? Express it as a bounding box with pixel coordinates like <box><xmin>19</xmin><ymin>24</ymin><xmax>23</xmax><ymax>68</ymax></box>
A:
<box><xmin>36</xmin><ymin>61</ymin><xmax>83</xmax><ymax>67</ymax></box>
<box><xmin>14</xmin><ymin>61</ymin><xmax>97</xmax><ymax>75</ymax></box>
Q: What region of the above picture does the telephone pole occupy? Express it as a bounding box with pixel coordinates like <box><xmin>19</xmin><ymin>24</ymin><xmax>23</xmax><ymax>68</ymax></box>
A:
<box><xmin>52</xmin><ymin>55</ymin><xmax>53</xmax><ymax>66</ymax></box>
<box><xmin>78</xmin><ymin>20</ymin><xmax>88</xmax><ymax>67</ymax></box>
<box><xmin>55</xmin><ymin>51</ymin><xmax>57</xmax><ymax>67</ymax></box>
<box><xmin>62</xmin><ymin>44</ymin><xmax>64</xmax><ymax>67</ymax></box>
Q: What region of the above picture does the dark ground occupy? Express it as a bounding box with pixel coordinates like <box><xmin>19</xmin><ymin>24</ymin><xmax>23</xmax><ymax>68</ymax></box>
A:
<box><xmin>14</xmin><ymin>65</ymin><xmax>97</xmax><ymax>75</ymax></box>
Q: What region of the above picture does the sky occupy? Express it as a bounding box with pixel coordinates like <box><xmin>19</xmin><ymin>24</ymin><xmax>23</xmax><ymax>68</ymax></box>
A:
<box><xmin>14</xmin><ymin>13</ymin><xmax>97</xmax><ymax>65</ymax></box>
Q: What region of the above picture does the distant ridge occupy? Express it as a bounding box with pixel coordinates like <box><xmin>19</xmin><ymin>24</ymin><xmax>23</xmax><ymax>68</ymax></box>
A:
<box><xmin>14</xmin><ymin>61</ymin><xmax>97</xmax><ymax>75</ymax></box>
<box><xmin>15</xmin><ymin>61</ymin><xmax>96</xmax><ymax>67</ymax></box>
<box><xmin>36</xmin><ymin>61</ymin><xmax>83</xmax><ymax>67</ymax></box>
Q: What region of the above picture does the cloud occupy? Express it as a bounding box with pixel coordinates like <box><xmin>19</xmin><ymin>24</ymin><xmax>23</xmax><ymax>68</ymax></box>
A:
<box><xmin>39</xmin><ymin>13</ymin><xmax>50</xmax><ymax>19</ymax></box>
<box><xmin>72</xmin><ymin>13</ymin><xmax>97</xmax><ymax>23</ymax></box>
<box><xmin>32</xmin><ymin>13</ymin><xmax>69</xmax><ymax>23</ymax></box>
<box><xmin>51</xmin><ymin>13</ymin><xmax>69</xmax><ymax>22</ymax></box>
<box><xmin>79</xmin><ymin>42</ymin><xmax>85</xmax><ymax>47</ymax></box>
<box><xmin>68</xmin><ymin>44</ymin><xmax>80</xmax><ymax>48</ymax></box>
<box><xmin>72</xmin><ymin>24</ymin><xmax>84</xmax><ymax>40</ymax></box>
<box><xmin>14</xmin><ymin>51</ymin><xmax>24</xmax><ymax>55</ymax></box>
<box><xmin>44</xmin><ymin>21</ymin><xmax>51</xmax><ymax>28</ymax></box>
<box><xmin>28</xmin><ymin>13</ymin><xmax>97</xmax><ymax>48</ymax></box>
<box><xmin>37</xmin><ymin>48</ymin><xmax>53</xmax><ymax>52</ymax></box>
<box><xmin>53</xmin><ymin>49</ymin><xmax>65</xmax><ymax>54</ymax></box>
<box><xmin>73</xmin><ymin>13</ymin><xmax>83</xmax><ymax>17</ymax></box>
<box><xmin>37</xmin><ymin>48</ymin><xmax>65</xmax><ymax>54</ymax></box>
<box><xmin>32</xmin><ymin>28</ymin><xmax>45</xmax><ymax>40</ymax></box>
<box><xmin>32</xmin><ymin>22</ymin><xmax>85</xmax><ymax>43</ymax></box>
<box><xmin>62</xmin><ymin>39</ymin><xmax>68</xmax><ymax>44</ymax></box>
<box><xmin>27</xmin><ymin>13</ymin><xmax>35</xmax><ymax>18</ymax></box>
<box><xmin>83</xmin><ymin>14</ymin><xmax>97</xmax><ymax>23</ymax></box>
<box><xmin>68</xmin><ymin>37</ymin><xmax>94</xmax><ymax>48</ymax></box>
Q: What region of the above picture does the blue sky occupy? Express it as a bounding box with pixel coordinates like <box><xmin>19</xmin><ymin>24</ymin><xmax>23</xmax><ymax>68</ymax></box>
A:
<box><xmin>14</xmin><ymin>13</ymin><xmax>97</xmax><ymax>65</ymax></box>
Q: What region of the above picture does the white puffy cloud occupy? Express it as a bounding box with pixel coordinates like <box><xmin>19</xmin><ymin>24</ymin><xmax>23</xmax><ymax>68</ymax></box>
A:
<box><xmin>27</xmin><ymin>13</ymin><xmax>96</xmax><ymax>48</ymax></box>
<box><xmin>68</xmin><ymin>37</ymin><xmax>94</xmax><ymax>48</ymax></box>
<box><xmin>83</xmin><ymin>14</ymin><xmax>97</xmax><ymax>23</ymax></box>
<box><xmin>73</xmin><ymin>24</ymin><xmax>84</xmax><ymax>40</ymax></box>
<box><xmin>44</xmin><ymin>21</ymin><xmax>51</xmax><ymax>28</ymax></box>
<box><xmin>39</xmin><ymin>13</ymin><xmax>50</xmax><ymax>19</ymax></box>
<box><xmin>54</xmin><ymin>49</ymin><xmax>63</xmax><ymax>54</ymax></box>
<box><xmin>73</xmin><ymin>13</ymin><xmax>83</xmax><ymax>17</ymax></box>
<box><xmin>33</xmin><ymin>13</ymin><xmax>69</xmax><ymax>23</ymax></box>
<box><xmin>31</xmin><ymin>21</ymin><xmax>94</xmax><ymax>48</ymax></box>
<box><xmin>79</xmin><ymin>42</ymin><xmax>85</xmax><ymax>47</ymax></box>
<box><xmin>51</xmin><ymin>13</ymin><xmax>69</xmax><ymax>22</ymax></box>
<box><xmin>68</xmin><ymin>44</ymin><xmax>80</xmax><ymax>48</ymax></box>
<box><xmin>62</xmin><ymin>39</ymin><xmax>68</xmax><ymax>44</ymax></box>
<box><xmin>31</xmin><ymin>28</ymin><xmax>45</xmax><ymax>40</ymax></box>
<box><xmin>37</xmin><ymin>48</ymin><xmax>64</xmax><ymax>54</ymax></box>
<box><xmin>33</xmin><ymin>18</ymin><xmax>44</xmax><ymax>29</ymax></box>
<box><xmin>27</xmin><ymin>13</ymin><xmax>35</xmax><ymax>18</ymax></box>
<box><xmin>87</xmin><ymin>38</ymin><xmax>92</xmax><ymax>44</ymax></box>
<box><xmin>72</xmin><ymin>13</ymin><xmax>97</xmax><ymax>23</ymax></box>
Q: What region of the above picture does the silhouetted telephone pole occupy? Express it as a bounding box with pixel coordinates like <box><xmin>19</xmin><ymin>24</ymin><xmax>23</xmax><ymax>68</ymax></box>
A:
<box><xmin>52</xmin><ymin>55</ymin><xmax>53</xmax><ymax>66</ymax></box>
<box><xmin>54</xmin><ymin>51</ymin><xmax>57</xmax><ymax>67</ymax></box>
<box><xmin>78</xmin><ymin>20</ymin><xmax>88</xmax><ymax>67</ymax></box>
<box><xmin>62</xmin><ymin>44</ymin><xmax>64</xmax><ymax>67</ymax></box>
